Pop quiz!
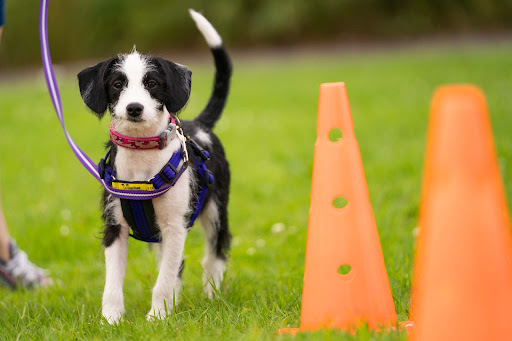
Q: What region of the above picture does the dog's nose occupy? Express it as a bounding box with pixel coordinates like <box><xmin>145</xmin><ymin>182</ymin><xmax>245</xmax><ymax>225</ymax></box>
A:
<box><xmin>126</xmin><ymin>103</ymin><xmax>144</xmax><ymax>117</ymax></box>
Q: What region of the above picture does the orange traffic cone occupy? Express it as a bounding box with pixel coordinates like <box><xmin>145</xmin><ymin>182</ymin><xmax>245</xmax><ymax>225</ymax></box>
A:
<box><xmin>279</xmin><ymin>82</ymin><xmax>397</xmax><ymax>334</ymax></box>
<box><xmin>410</xmin><ymin>85</ymin><xmax>512</xmax><ymax>340</ymax></box>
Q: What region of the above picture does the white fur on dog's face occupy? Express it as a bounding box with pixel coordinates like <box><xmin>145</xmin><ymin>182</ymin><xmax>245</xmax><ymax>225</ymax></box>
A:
<box><xmin>78</xmin><ymin>49</ymin><xmax>191</xmax><ymax>137</ymax></box>
<box><xmin>110</xmin><ymin>52</ymin><xmax>168</xmax><ymax>136</ymax></box>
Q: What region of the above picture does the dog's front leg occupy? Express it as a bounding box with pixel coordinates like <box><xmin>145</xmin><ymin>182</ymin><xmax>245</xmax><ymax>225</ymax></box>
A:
<box><xmin>147</xmin><ymin>225</ymin><xmax>187</xmax><ymax>320</ymax></box>
<box><xmin>102</xmin><ymin>224</ymin><xmax>129</xmax><ymax>324</ymax></box>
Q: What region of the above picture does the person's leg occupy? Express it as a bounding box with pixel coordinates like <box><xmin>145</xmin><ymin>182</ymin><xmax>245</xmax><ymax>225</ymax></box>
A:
<box><xmin>0</xmin><ymin>0</ymin><xmax>9</xmax><ymax>261</ymax></box>
<box><xmin>0</xmin><ymin>0</ymin><xmax>4</xmax><ymax>42</ymax></box>
<box><xmin>0</xmin><ymin>2</ymin><xmax>5</xmax><ymax>259</ymax></box>
<box><xmin>0</xmin><ymin>186</ymin><xmax>51</xmax><ymax>288</ymax></box>
<box><xmin>0</xmin><ymin>191</ymin><xmax>11</xmax><ymax>261</ymax></box>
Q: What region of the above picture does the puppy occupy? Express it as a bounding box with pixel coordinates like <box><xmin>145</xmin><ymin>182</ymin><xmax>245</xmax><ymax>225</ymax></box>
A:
<box><xmin>77</xmin><ymin>10</ymin><xmax>232</xmax><ymax>323</ymax></box>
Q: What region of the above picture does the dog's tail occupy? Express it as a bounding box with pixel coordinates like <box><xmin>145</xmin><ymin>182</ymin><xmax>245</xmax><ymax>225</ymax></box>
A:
<box><xmin>189</xmin><ymin>9</ymin><xmax>232</xmax><ymax>129</ymax></box>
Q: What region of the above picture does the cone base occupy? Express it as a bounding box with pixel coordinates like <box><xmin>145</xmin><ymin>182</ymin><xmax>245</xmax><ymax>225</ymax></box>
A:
<box><xmin>398</xmin><ymin>320</ymin><xmax>415</xmax><ymax>334</ymax></box>
<box><xmin>277</xmin><ymin>321</ymin><xmax>414</xmax><ymax>336</ymax></box>
<box><xmin>277</xmin><ymin>328</ymin><xmax>300</xmax><ymax>335</ymax></box>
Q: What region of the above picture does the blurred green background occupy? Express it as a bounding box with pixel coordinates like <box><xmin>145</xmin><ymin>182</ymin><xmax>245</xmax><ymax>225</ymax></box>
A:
<box><xmin>1</xmin><ymin>1</ymin><xmax>512</xmax><ymax>340</ymax></box>
<box><xmin>1</xmin><ymin>0</ymin><xmax>512</xmax><ymax>68</ymax></box>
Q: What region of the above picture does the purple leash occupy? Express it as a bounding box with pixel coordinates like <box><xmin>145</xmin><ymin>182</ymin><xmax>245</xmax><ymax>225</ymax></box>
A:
<box><xmin>39</xmin><ymin>0</ymin><xmax>177</xmax><ymax>200</ymax></box>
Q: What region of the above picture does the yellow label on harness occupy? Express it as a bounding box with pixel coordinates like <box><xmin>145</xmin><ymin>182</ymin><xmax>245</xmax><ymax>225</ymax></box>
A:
<box><xmin>111</xmin><ymin>181</ymin><xmax>155</xmax><ymax>191</ymax></box>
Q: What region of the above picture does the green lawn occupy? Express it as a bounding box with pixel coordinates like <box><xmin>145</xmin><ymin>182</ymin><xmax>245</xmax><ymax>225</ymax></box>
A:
<box><xmin>0</xmin><ymin>42</ymin><xmax>511</xmax><ymax>340</ymax></box>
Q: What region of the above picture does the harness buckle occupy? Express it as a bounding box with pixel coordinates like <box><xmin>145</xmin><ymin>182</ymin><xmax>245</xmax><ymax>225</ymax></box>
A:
<box><xmin>188</xmin><ymin>138</ymin><xmax>210</xmax><ymax>161</ymax></box>
<box><xmin>157</xmin><ymin>162</ymin><xmax>179</xmax><ymax>184</ymax></box>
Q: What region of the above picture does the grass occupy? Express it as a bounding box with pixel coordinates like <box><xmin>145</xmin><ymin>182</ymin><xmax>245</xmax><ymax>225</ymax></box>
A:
<box><xmin>0</xmin><ymin>41</ymin><xmax>511</xmax><ymax>340</ymax></box>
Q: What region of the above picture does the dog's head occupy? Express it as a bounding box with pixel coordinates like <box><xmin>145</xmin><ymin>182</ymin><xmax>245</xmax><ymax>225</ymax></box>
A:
<box><xmin>77</xmin><ymin>51</ymin><xmax>191</xmax><ymax>135</ymax></box>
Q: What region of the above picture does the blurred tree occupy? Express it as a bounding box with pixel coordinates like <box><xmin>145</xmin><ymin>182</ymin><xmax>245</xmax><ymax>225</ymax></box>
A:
<box><xmin>1</xmin><ymin>0</ymin><xmax>511</xmax><ymax>68</ymax></box>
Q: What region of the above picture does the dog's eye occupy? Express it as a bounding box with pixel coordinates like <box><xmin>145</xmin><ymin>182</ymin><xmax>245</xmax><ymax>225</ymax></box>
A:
<box><xmin>113</xmin><ymin>81</ymin><xmax>123</xmax><ymax>89</ymax></box>
<box><xmin>146</xmin><ymin>80</ymin><xmax>157</xmax><ymax>89</ymax></box>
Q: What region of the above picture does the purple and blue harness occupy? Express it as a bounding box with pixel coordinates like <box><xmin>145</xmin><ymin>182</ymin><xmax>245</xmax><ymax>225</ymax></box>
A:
<box><xmin>99</xmin><ymin>119</ymin><xmax>214</xmax><ymax>242</ymax></box>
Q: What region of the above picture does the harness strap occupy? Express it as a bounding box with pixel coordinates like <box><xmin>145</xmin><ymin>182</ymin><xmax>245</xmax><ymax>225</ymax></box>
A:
<box><xmin>121</xmin><ymin>199</ymin><xmax>160</xmax><ymax>243</ymax></box>
<box><xmin>151</xmin><ymin>150</ymin><xmax>186</xmax><ymax>189</ymax></box>
<box><xmin>188</xmin><ymin>140</ymin><xmax>214</xmax><ymax>227</ymax></box>
<box><xmin>189</xmin><ymin>181</ymin><xmax>209</xmax><ymax>227</ymax></box>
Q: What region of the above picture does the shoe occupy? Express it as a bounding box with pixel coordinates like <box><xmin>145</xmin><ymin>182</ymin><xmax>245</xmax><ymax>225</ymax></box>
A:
<box><xmin>0</xmin><ymin>240</ymin><xmax>52</xmax><ymax>289</ymax></box>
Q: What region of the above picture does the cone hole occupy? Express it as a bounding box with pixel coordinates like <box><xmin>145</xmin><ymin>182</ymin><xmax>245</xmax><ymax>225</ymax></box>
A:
<box><xmin>328</xmin><ymin>128</ymin><xmax>343</xmax><ymax>142</ymax></box>
<box><xmin>332</xmin><ymin>196</ymin><xmax>348</xmax><ymax>209</ymax></box>
<box><xmin>337</xmin><ymin>264</ymin><xmax>351</xmax><ymax>275</ymax></box>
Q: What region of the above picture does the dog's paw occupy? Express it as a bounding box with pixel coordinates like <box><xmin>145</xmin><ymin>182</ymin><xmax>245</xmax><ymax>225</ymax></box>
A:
<box><xmin>146</xmin><ymin>307</ymin><xmax>168</xmax><ymax>321</ymax></box>
<box><xmin>202</xmin><ymin>258</ymin><xmax>225</xmax><ymax>299</ymax></box>
<box><xmin>102</xmin><ymin>307</ymin><xmax>124</xmax><ymax>325</ymax></box>
<box><xmin>203</xmin><ymin>277</ymin><xmax>221</xmax><ymax>299</ymax></box>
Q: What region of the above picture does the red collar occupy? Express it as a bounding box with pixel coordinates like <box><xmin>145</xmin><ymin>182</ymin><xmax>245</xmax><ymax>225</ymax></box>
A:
<box><xmin>110</xmin><ymin>115</ymin><xmax>177</xmax><ymax>150</ymax></box>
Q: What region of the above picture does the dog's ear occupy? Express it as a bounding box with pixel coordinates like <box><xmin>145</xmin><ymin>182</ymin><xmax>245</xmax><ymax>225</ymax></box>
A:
<box><xmin>77</xmin><ymin>58</ymin><xmax>116</xmax><ymax>118</ymax></box>
<box><xmin>155</xmin><ymin>58</ymin><xmax>192</xmax><ymax>114</ymax></box>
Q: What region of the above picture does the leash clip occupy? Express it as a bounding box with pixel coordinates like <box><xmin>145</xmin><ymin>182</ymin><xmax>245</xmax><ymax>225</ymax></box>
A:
<box><xmin>172</xmin><ymin>115</ymin><xmax>188</xmax><ymax>162</ymax></box>
<box><xmin>177</xmin><ymin>127</ymin><xmax>189</xmax><ymax>162</ymax></box>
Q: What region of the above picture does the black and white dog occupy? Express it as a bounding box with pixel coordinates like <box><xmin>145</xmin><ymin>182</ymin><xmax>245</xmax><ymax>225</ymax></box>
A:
<box><xmin>77</xmin><ymin>10</ymin><xmax>232</xmax><ymax>323</ymax></box>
